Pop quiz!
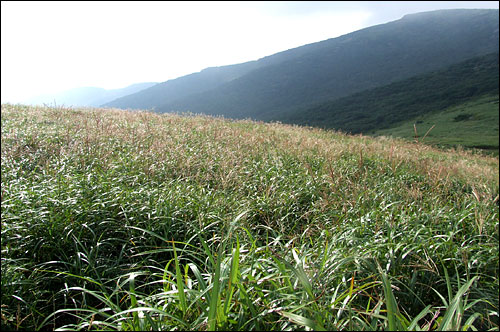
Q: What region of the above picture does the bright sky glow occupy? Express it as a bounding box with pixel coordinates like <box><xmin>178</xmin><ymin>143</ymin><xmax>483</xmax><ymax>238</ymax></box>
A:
<box><xmin>1</xmin><ymin>1</ymin><xmax>498</xmax><ymax>103</ymax></box>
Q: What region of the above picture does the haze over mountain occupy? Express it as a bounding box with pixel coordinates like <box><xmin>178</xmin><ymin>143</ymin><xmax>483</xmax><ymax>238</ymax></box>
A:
<box><xmin>102</xmin><ymin>62</ymin><xmax>262</xmax><ymax>111</ymax></box>
<box><xmin>103</xmin><ymin>9</ymin><xmax>499</xmax><ymax>126</ymax></box>
<box><xmin>26</xmin><ymin>82</ymin><xmax>157</xmax><ymax>107</ymax></box>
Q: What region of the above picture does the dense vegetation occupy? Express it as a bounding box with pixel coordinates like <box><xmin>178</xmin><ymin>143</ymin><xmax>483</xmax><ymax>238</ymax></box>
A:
<box><xmin>374</xmin><ymin>95</ymin><xmax>499</xmax><ymax>155</ymax></box>
<box><xmin>280</xmin><ymin>53</ymin><xmax>499</xmax><ymax>135</ymax></box>
<box><xmin>2</xmin><ymin>104</ymin><xmax>498</xmax><ymax>331</ymax></box>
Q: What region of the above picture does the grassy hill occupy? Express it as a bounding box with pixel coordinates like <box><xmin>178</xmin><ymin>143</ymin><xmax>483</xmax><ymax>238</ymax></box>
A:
<box><xmin>280</xmin><ymin>52</ymin><xmax>499</xmax><ymax>153</ymax></box>
<box><xmin>1</xmin><ymin>104</ymin><xmax>499</xmax><ymax>331</ymax></box>
<box><xmin>375</xmin><ymin>94</ymin><xmax>499</xmax><ymax>155</ymax></box>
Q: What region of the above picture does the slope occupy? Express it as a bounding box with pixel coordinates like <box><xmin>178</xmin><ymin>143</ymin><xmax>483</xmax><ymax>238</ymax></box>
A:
<box><xmin>375</xmin><ymin>94</ymin><xmax>499</xmax><ymax>154</ymax></box>
<box><xmin>2</xmin><ymin>104</ymin><xmax>498</xmax><ymax>330</ymax></box>
<box><xmin>102</xmin><ymin>61</ymin><xmax>262</xmax><ymax>110</ymax></box>
<box><xmin>280</xmin><ymin>52</ymin><xmax>499</xmax><ymax>134</ymax></box>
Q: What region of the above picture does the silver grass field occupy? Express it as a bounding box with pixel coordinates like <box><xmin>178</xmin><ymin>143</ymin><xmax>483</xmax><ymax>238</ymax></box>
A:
<box><xmin>1</xmin><ymin>104</ymin><xmax>498</xmax><ymax>331</ymax></box>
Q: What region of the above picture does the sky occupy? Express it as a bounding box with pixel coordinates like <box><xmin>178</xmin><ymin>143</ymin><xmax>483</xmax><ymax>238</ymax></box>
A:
<box><xmin>1</xmin><ymin>1</ymin><xmax>498</xmax><ymax>104</ymax></box>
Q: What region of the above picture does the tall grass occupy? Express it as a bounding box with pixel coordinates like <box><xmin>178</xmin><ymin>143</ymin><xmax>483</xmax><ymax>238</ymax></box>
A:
<box><xmin>1</xmin><ymin>104</ymin><xmax>498</xmax><ymax>330</ymax></box>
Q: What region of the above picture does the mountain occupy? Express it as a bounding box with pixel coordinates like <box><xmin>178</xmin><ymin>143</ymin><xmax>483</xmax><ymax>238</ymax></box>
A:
<box><xmin>103</xmin><ymin>9</ymin><xmax>499</xmax><ymax>122</ymax></box>
<box><xmin>280</xmin><ymin>52</ymin><xmax>499</xmax><ymax>134</ymax></box>
<box><xmin>26</xmin><ymin>82</ymin><xmax>157</xmax><ymax>107</ymax></box>
<box><xmin>102</xmin><ymin>62</ymin><xmax>263</xmax><ymax>110</ymax></box>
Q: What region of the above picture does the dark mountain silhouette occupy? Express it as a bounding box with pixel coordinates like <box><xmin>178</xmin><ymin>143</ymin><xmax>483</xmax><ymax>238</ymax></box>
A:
<box><xmin>104</xmin><ymin>9</ymin><xmax>499</xmax><ymax>128</ymax></box>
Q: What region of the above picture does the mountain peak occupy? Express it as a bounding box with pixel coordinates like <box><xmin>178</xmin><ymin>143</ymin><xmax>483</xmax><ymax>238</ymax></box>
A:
<box><xmin>401</xmin><ymin>8</ymin><xmax>498</xmax><ymax>20</ymax></box>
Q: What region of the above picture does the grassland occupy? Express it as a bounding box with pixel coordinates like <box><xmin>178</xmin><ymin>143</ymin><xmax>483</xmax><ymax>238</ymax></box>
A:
<box><xmin>374</xmin><ymin>94</ymin><xmax>499</xmax><ymax>155</ymax></box>
<box><xmin>1</xmin><ymin>104</ymin><xmax>499</xmax><ymax>331</ymax></box>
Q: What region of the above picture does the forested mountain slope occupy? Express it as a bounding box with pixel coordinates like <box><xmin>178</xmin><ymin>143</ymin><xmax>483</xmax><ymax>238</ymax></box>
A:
<box><xmin>279</xmin><ymin>52</ymin><xmax>499</xmax><ymax>134</ymax></box>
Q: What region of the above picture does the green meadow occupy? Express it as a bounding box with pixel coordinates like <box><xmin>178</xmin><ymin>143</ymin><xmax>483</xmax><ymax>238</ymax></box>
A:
<box><xmin>1</xmin><ymin>104</ymin><xmax>498</xmax><ymax>330</ymax></box>
<box><xmin>374</xmin><ymin>95</ymin><xmax>499</xmax><ymax>155</ymax></box>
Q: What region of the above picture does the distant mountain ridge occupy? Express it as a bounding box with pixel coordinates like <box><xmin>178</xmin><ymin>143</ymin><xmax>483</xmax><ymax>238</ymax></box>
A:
<box><xmin>26</xmin><ymin>82</ymin><xmax>157</xmax><ymax>107</ymax></box>
<box><xmin>102</xmin><ymin>62</ymin><xmax>262</xmax><ymax>110</ymax></box>
<box><xmin>103</xmin><ymin>8</ymin><xmax>499</xmax><ymax>123</ymax></box>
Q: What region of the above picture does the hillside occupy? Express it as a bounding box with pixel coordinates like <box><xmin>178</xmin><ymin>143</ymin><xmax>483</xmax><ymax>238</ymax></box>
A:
<box><xmin>103</xmin><ymin>9</ymin><xmax>499</xmax><ymax>120</ymax></box>
<box><xmin>26</xmin><ymin>82</ymin><xmax>157</xmax><ymax>107</ymax></box>
<box><xmin>102</xmin><ymin>61</ymin><xmax>262</xmax><ymax>110</ymax></box>
<box><xmin>375</xmin><ymin>94</ymin><xmax>499</xmax><ymax>154</ymax></box>
<box><xmin>2</xmin><ymin>104</ymin><xmax>499</xmax><ymax>330</ymax></box>
<box><xmin>279</xmin><ymin>52</ymin><xmax>499</xmax><ymax>142</ymax></box>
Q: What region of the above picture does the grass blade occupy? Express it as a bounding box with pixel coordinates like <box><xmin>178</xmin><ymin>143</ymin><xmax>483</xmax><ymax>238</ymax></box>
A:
<box><xmin>172</xmin><ymin>241</ymin><xmax>187</xmax><ymax>315</ymax></box>
<box><xmin>223</xmin><ymin>234</ymin><xmax>240</xmax><ymax>318</ymax></box>
<box><xmin>280</xmin><ymin>311</ymin><xmax>326</xmax><ymax>331</ymax></box>
<box><xmin>380</xmin><ymin>271</ymin><xmax>400</xmax><ymax>331</ymax></box>
<box><xmin>437</xmin><ymin>276</ymin><xmax>478</xmax><ymax>331</ymax></box>
<box><xmin>207</xmin><ymin>235</ymin><xmax>225</xmax><ymax>330</ymax></box>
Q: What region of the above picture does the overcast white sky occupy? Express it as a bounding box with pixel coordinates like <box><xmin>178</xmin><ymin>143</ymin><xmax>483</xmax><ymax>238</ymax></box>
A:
<box><xmin>1</xmin><ymin>1</ymin><xmax>498</xmax><ymax>103</ymax></box>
